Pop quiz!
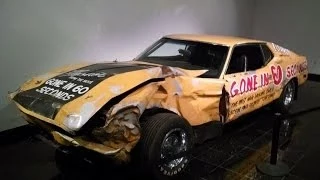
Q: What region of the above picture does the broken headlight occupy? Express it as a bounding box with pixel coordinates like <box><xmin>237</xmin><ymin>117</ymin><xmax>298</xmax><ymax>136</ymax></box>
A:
<box><xmin>63</xmin><ymin>114</ymin><xmax>84</xmax><ymax>131</ymax></box>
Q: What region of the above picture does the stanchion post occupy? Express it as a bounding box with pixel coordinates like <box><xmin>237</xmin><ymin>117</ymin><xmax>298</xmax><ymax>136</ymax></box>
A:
<box><xmin>270</xmin><ymin>112</ymin><xmax>282</xmax><ymax>164</ymax></box>
<box><xmin>256</xmin><ymin>112</ymin><xmax>290</xmax><ymax>177</ymax></box>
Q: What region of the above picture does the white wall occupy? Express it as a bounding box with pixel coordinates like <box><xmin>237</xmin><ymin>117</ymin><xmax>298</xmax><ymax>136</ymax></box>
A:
<box><xmin>0</xmin><ymin>0</ymin><xmax>255</xmax><ymax>131</ymax></box>
<box><xmin>252</xmin><ymin>0</ymin><xmax>320</xmax><ymax>74</ymax></box>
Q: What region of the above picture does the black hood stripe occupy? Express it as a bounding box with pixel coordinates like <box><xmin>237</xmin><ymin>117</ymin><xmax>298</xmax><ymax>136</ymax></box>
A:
<box><xmin>13</xmin><ymin>62</ymin><xmax>154</xmax><ymax>119</ymax></box>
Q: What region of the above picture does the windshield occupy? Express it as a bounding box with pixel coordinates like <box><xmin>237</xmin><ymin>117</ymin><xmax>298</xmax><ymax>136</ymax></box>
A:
<box><xmin>136</xmin><ymin>38</ymin><xmax>229</xmax><ymax>78</ymax></box>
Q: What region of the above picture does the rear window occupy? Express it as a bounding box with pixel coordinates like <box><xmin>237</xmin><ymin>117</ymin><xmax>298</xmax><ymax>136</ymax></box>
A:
<box><xmin>261</xmin><ymin>44</ymin><xmax>273</xmax><ymax>64</ymax></box>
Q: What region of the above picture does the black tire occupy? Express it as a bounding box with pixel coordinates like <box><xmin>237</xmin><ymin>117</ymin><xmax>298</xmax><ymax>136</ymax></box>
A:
<box><xmin>137</xmin><ymin>112</ymin><xmax>194</xmax><ymax>179</ymax></box>
<box><xmin>272</xmin><ymin>80</ymin><xmax>296</xmax><ymax>114</ymax></box>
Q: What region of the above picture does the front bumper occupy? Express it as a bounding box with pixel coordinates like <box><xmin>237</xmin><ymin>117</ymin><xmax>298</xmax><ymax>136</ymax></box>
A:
<box><xmin>51</xmin><ymin>131</ymin><xmax>121</xmax><ymax>155</ymax></box>
<box><xmin>20</xmin><ymin>107</ymin><xmax>141</xmax><ymax>163</ymax></box>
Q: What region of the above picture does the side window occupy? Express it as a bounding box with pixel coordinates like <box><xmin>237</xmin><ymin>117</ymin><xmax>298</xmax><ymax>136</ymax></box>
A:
<box><xmin>260</xmin><ymin>44</ymin><xmax>274</xmax><ymax>64</ymax></box>
<box><xmin>226</xmin><ymin>44</ymin><xmax>264</xmax><ymax>74</ymax></box>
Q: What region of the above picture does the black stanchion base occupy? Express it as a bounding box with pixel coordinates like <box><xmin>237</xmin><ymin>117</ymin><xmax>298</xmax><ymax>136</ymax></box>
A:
<box><xmin>256</xmin><ymin>161</ymin><xmax>290</xmax><ymax>177</ymax></box>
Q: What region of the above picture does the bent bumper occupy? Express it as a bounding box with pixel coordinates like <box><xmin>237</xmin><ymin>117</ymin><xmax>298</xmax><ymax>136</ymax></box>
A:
<box><xmin>18</xmin><ymin>106</ymin><xmax>141</xmax><ymax>163</ymax></box>
<box><xmin>51</xmin><ymin>131</ymin><xmax>121</xmax><ymax>155</ymax></box>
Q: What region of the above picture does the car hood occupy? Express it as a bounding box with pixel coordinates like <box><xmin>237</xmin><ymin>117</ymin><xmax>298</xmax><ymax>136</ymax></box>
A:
<box><xmin>10</xmin><ymin>61</ymin><xmax>209</xmax><ymax>132</ymax></box>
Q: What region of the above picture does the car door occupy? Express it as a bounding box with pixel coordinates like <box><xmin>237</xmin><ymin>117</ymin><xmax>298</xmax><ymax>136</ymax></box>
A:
<box><xmin>223</xmin><ymin>43</ymin><xmax>274</xmax><ymax>122</ymax></box>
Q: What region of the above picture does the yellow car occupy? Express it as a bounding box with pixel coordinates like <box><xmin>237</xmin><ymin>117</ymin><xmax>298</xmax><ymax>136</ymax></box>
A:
<box><xmin>9</xmin><ymin>34</ymin><xmax>308</xmax><ymax>179</ymax></box>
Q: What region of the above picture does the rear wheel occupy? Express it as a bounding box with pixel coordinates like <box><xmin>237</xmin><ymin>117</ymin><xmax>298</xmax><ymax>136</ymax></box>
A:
<box><xmin>137</xmin><ymin>112</ymin><xmax>194</xmax><ymax>179</ymax></box>
<box><xmin>273</xmin><ymin>80</ymin><xmax>296</xmax><ymax>113</ymax></box>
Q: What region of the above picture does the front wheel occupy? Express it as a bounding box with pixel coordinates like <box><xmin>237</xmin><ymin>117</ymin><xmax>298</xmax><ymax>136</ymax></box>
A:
<box><xmin>137</xmin><ymin>112</ymin><xmax>194</xmax><ymax>179</ymax></box>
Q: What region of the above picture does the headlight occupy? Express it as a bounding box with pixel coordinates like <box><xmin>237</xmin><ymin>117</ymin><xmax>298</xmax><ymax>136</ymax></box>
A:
<box><xmin>63</xmin><ymin>114</ymin><xmax>84</xmax><ymax>131</ymax></box>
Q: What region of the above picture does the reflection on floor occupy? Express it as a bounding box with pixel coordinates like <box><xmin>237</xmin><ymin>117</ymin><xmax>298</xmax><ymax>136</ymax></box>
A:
<box><xmin>0</xmin><ymin>81</ymin><xmax>320</xmax><ymax>180</ymax></box>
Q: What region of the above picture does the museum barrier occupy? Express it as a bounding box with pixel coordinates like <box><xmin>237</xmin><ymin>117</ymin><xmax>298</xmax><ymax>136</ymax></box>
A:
<box><xmin>257</xmin><ymin>106</ymin><xmax>320</xmax><ymax>177</ymax></box>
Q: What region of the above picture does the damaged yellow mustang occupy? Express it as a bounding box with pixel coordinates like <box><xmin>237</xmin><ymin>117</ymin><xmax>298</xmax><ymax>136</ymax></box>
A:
<box><xmin>9</xmin><ymin>34</ymin><xmax>308</xmax><ymax>179</ymax></box>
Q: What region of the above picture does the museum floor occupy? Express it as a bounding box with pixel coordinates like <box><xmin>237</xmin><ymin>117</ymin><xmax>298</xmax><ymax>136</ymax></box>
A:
<box><xmin>1</xmin><ymin>80</ymin><xmax>319</xmax><ymax>180</ymax></box>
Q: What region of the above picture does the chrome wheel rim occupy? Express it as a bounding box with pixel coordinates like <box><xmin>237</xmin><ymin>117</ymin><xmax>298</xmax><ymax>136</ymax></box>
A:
<box><xmin>282</xmin><ymin>119</ymin><xmax>291</xmax><ymax>137</ymax></box>
<box><xmin>284</xmin><ymin>82</ymin><xmax>294</xmax><ymax>106</ymax></box>
<box><xmin>160</xmin><ymin>128</ymin><xmax>188</xmax><ymax>170</ymax></box>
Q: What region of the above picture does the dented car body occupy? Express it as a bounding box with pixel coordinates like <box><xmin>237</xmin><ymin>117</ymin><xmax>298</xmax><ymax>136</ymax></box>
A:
<box><xmin>9</xmin><ymin>34</ymin><xmax>308</xmax><ymax>164</ymax></box>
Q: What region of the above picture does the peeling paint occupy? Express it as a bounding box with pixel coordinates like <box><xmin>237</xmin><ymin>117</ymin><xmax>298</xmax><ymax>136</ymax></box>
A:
<box><xmin>146</xmin><ymin>67</ymin><xmax>162</xmax><ymax>77</ymax></box>
<box><xmin>79</xmin><ymin>102</ymin><xmax>96</xmax><ymax>122</ymax></box>
<box><xmin>37</xmin><ymin>73</ymin><xmax>56</xmax><ymax>81</ymax></box>
<box><xmin>91</xmin><ymin>108</ymin><xmax>141</xmax><ymax>162</ymax></box>
<box><xmin>109</xmin><ymin>85</ymin><xmax>123</xmax><ymax>95</ymax></box>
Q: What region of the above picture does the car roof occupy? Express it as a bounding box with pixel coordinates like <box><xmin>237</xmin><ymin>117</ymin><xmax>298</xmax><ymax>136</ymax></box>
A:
<box><xmin>164</xmin><ymin>34</ymin><xmax>265</xmax><ymax>46</ymax></box>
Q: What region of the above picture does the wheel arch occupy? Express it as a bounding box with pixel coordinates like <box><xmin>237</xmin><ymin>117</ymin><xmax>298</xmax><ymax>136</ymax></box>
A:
<box><xmin>140</xmin><ymin>107</ymin><xmax>184</xmax><ymax>123</ymax></box>
<box><xmin>140</xmin><ymin>107</ymin><xmax>223</xmax><ymax>144</ymax></box>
